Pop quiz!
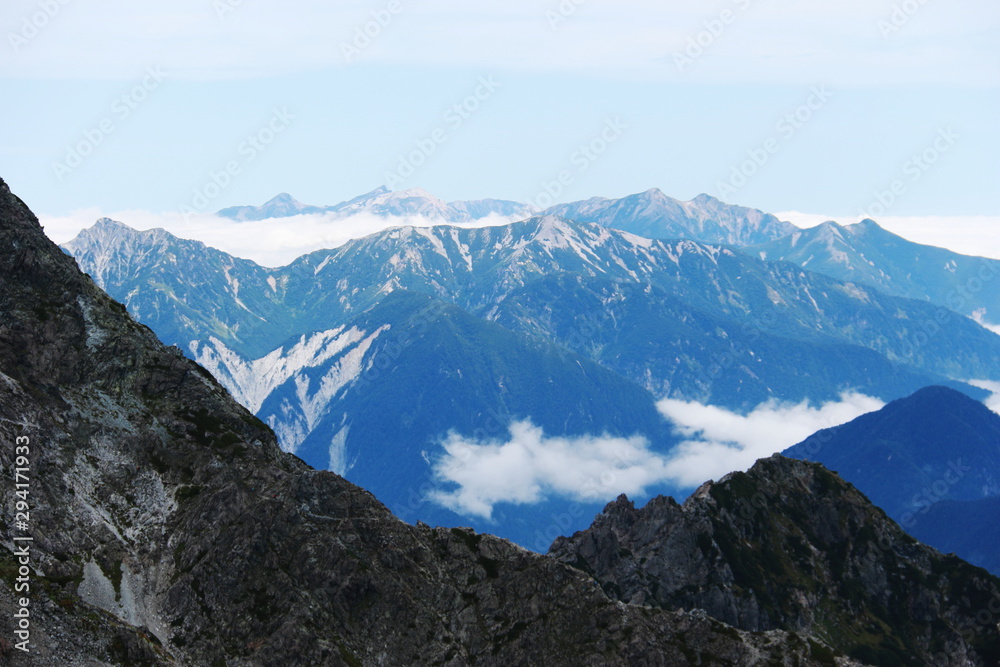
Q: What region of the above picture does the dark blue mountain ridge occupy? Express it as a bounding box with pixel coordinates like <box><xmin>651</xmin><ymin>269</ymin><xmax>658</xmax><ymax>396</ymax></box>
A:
<box><xmin>784</xmin><ymin>384</ymin><xmax>1000</xmax><ymax>533</ymax></box>
<box><xmin>908</xmin><ymin>495</ymin><xmax>1000</xmax><ymax>575</ymax></box>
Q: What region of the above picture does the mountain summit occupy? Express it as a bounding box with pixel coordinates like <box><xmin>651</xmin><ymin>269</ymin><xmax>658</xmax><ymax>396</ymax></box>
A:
<box><xmin>784</xmin><ymin>385</ymin><xmax>1000</xmax><ymax>521</ymax></box>
<box><xmin>542</xmin><ymin>188</ymin><xmax>797</xmax><ymax>245</ymax></box>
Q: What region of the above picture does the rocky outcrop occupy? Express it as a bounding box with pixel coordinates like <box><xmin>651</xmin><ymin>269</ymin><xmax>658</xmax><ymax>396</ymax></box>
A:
<box><xmin>0</xmin><ymin>180</ymin><xmax>860</xmax><ymax>663</ymax></box>
<box><xmin>550</xmin><ymin>455</ymin><xmax>1000</xmax><ymax>665</ymax></box>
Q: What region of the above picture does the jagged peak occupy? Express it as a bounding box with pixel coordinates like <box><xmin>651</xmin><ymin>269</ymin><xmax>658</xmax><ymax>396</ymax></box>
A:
<box><xmin>264</xmin><ymin>192</ymin><xmax>301</xmax><ymax>205</ymax></box>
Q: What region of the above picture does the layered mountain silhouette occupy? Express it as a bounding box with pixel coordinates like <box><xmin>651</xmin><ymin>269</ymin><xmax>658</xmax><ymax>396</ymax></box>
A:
<box><xmin>784</xmin><ymin>386</ymin><xmax>1000</xmax><ymax>573</ymax></box>
<box><xmin>6</xmin><ymin>175</ymin><xmax>1000</xmax><ymax>663</ymax></box>
<box><xmin>62</xmin><ymin>212</ymin><xmax>1000</xmax><ymax>543</ymax></box>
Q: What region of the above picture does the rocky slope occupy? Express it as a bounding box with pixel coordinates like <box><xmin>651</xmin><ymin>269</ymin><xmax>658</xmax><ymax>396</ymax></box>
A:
<box><xmin>550</xmin><ymin>455</ymin><xmax>1000</xmax><ymax>666</ymax></box>
<box><xmin>1</xmin><ymin>182</ymin><xmax>864</xmax><ymax>664</ymax></box>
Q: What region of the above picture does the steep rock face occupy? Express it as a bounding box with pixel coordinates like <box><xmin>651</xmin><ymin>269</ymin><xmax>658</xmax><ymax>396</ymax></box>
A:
<box><xmin>0</xmin><ymin>180</ymin><xmax>849</xmax><ymax>664</ymax></box>
<box><xmin>550</xmin><ymin>456</ymin><xmax>1000</xmax><ymax>666</ymax></box>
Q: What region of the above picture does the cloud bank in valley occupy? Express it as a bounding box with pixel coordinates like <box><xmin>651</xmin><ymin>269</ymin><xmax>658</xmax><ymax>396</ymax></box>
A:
<box><xmin>427</xmin><ymin>422</ymin><xmax>669</xmax><ymax>521</ymax></box>
<box><xmin>655</xmin><ymin>393</ymin><xmax>885</xmax><ymax>488</ymax></box>
<box><xmin>427</xmin><ymin>393</ymin><xmax>884</xmax><ymax>519</ymax></box>
<box><xmin>969</xmin><ymin>381</ymin><xmax>1000</xmax><ymax>416</ymax></box>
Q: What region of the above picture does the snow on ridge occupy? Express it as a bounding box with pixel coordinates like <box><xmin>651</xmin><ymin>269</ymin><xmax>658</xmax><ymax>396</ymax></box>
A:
<box><xmin>292</xmin><ymin>326</ymin><xmax>389</xmax><ymax>434</ymax></box>
<box><xmin>190</xmin><ymin>326</ymin><xmax>369</xmax><ymax>412</ymax></box>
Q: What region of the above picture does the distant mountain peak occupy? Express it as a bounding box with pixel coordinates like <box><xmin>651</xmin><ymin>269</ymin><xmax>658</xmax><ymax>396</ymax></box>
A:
<box><xmin>265</xmin><ymin>192</ymin><xmax>301</xmax><ymax>204</ymax></box>
<box><xmin>218</xmin><ymin>186</ymin><xmax>532</xmax><ymax>223</ymax></box>
<box><xmin>542</xmin><ymin>189</ymin><xmax>796</xmax><ymax>246</ymax></box>
<box><xmin>691</xmin><ymin>192</ymin><xmax>720</xmax><ymax>205</ymax></box>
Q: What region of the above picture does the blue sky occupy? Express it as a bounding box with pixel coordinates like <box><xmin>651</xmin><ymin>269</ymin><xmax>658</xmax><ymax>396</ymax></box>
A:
<box><xmin>1</xmin><ymin>1</ymin><xmax>998</xmax><ymax>229</ymax></box>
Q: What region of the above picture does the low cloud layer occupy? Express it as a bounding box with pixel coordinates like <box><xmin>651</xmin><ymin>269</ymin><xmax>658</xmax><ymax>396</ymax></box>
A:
<box><xmin>655</xmin><ymin>393</ymin><xmax>885</xmax><ymax>489</ymax></box>
<box><xmin>427</xmin><ymin>422</ymin><xmax>670</xmax><ymax>521</ymax></box>
<box><xmin>428</xmin><ymin>393</ymin><xmax>884</xmax><ymax>519</ymax></box>
<box><xmin>969</xmin><ymin>380</ymin><xmax>1000</xmax><ymax>415</ymax></box>
<box><xmin>41</xmin><ymin>209</ymin><xmax>519</xmax><ymax>268</ymax></box>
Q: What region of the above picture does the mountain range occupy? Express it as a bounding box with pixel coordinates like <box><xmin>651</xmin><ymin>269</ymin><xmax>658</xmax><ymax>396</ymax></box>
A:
<box><xmin>746</xmin><ymin>219</ymin><xmax>1000</xmax><ymax>325</ymax></box>
<box><xmin>8</xmin><ymin>172</ymin><xmax>1000</xmax><ymax>663</ymax></box>
<box><xmin>63</xmin><ymin>210</ymin><xmax>1000</xmax><ymax>545</ymax></box>
<box><xmin>217</xmin><ymin>186</ymin><xmax>536</xmax><ymax>223</ymax></box>
<box><xmin>217</xmin><ymin>186</ymin><xmax>801</xmax><ymax>248</ymax></box>
<box><xmin>541</xmin><ymin>188</ymin><xmax>798</xmax><ymax>246</ymax></box>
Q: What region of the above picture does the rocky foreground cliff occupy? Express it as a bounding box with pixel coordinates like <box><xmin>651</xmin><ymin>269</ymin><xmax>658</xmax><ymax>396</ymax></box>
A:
<box><xmin>0</xmin><ymin>176</ymin><xmax>993</xmax><ymax>665</ymax></box>
<box><xmin>550</xmin><ymin>456</ymin><xmax>1000</xmax><ymax>665</ymax></box>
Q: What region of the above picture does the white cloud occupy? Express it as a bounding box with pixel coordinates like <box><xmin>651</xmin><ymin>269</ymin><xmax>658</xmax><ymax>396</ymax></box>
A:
<box><xmin>655</xmin><ymin>392</ymin><xmax>884</xmax><ymax>488</ymax></box>
<box><xmin>427</xmin><ymin>393</ymin><xmax>884</xmax><ymax>519</ymax></box>
<box><xmin>968</xmin><ymin>380</ymin><xmax>1000</xmax><ymax>415</ymax></box>
<box><xmin>41</xmin><ymin>209</ymin><xmax>518</xmax><ymax>268</ymax></box>
<box><xmin>971</xmin><ymin>310</ymin><xmax>1000</xmax><ymax>336</ymax></box>
<box><xmin>427</xmin><ymin>422</ymin><xmax>673</xmax><ymax>520</ymax></box>
<box><xmin>776</xmin><ymin>212</ymin><xmax>1000</xmax><ymax>261</ymax></box>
